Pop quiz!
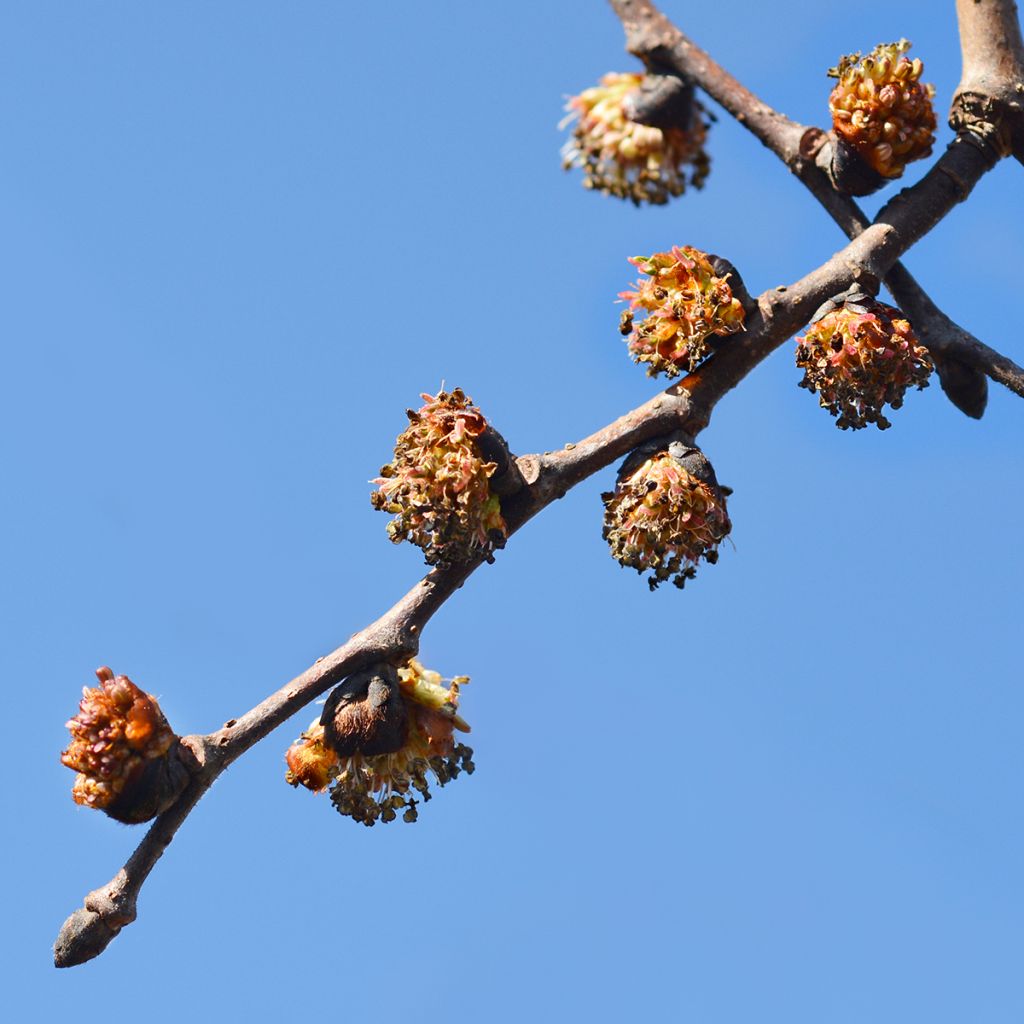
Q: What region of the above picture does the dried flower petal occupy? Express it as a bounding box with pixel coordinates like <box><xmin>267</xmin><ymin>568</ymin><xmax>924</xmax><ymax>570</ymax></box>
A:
<box><xmin>619</xmin><ymin>247</ymin><xmax>745</xmax><ymax>377</ymax></box>
<box><xmin>796</xmin><ymin>299</ymin><xmax>932</xmax><ymax>430</ymax></box>
<box><xmin>371</xmin><ymin>389</ymin><xmax>508</xmax><ymax>567</ymax></box>
<box><xmin>603</xmin><ymin>445</ymin><xmax>731</xmax><ymax>590</ymax></box>
<box><xmin>828</xmin><ymin>40</ymin><xmax>936</xmax><ymax>179</ymax></box>
<box><xmin>561</xmin><ymin>72</ymin><xmax>710</xmax><ymax>205</ymax></box>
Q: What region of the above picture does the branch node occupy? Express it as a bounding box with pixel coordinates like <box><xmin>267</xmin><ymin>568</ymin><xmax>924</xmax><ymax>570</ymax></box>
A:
<box><xmin>950</xmin><ymin>95</ymin><xmax>1016</xmax><ymax>162</ymax></box>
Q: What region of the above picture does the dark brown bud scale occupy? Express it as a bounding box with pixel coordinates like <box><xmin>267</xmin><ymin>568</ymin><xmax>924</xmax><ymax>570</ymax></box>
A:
<box><xmin>320</xmin><ymin>666</ymin><xmax>409</xmax><ymax>758</ymax></box>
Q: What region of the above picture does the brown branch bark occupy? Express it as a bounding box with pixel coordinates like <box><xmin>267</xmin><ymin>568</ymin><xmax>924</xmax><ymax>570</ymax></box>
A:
<box><xmin>608</xmin><ymin>0</ymin><xmax>1024</xmax><ymax>407</ymax></box>
<box><xmin>610</xmin><ymin>0</ymin><xmax>805</xmax><ymax>162</ymax></box>
<box><xmin>953</xmin><ymin>0</ymin><xmax>1024</xmax><ymax>158</ymax></box>
<box><xmin>55</xmin><ymin>4</ymin><xmax>1020</xmax><ymax>968</ymax></box>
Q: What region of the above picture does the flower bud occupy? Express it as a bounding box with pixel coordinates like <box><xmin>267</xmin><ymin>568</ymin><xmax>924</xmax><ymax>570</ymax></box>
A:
<box><xmin>619</xmin><ymin>247</ymin><xmax>745</xmax><ymax>378</ymax></box>
<box><xmin>561</xmin><ymin>72</ymin><xmax>710</xmax><ymax>205</ymax></box>
<box><xmin>828</xmin><ymin>40</ymin><xmax>936</xmax><ymax>181</ymax></box>
<box><xmin>61</xmin><ymin>667</ymin><xmax>188</xmax><ymax>824</ymax></box>
<box><xmin>602</xmin><ymin>442</ymin><xmax>731</xmax><ymax>590</ymax></box>
<box><xmin>795</xmin><ymin>297</ymin><xmax>932</xmax><ymax>430</ymax></box>
<box><xmin>371</xmin><ymin>389</ymin><xmax>509</xmax><ymax>567</ymax></box>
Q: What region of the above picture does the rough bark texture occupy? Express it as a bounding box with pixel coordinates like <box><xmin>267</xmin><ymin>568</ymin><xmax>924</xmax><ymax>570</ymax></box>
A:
<box><xmin>952</xmin><ymin>0</ymin><xmax>1024</xmax><ymax>158</ymax></box>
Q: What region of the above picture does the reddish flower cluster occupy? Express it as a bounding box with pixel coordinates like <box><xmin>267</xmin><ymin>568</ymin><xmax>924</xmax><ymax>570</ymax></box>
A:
<box><xmin>796</xmin><ymin>300</ymin><xmax>932</xmax><ymax>430</ymax></box>
<box><xmin>828</xmin><ymin>40</ymin><xmax>936</xmax><ymax>179</ymax></box>
<box><xmin>371</xmin><ymin>389</ymin><xmax>508</xmax><ymax>567</ymax></box>
<box><xmin>561</xmin><ymin>72</ymin><xmax>710</xmax><ymax>205</ymax></box>
<box><xmin>603</xmin><ymin>447</ymin><xmax>731</xmax><ymax>590</ymax></box>
<box><xmin>61</xmin><ymin>667</ymin><xmax>182</xmax><ymax>823</ymax></box>
<box><xmin>618</xmin><ymin>247</ymin><xmax>745</xmax><ymax>378</ymax></box>
<box><xmin>285</xmin><ymin>659</ymin><xmax>474</xmax><ymax>827</ymax></box>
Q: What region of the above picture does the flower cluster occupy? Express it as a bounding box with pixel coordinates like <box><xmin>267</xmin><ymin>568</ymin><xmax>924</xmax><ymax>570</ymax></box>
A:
<box><xmin>371</xmin><ymin>389</ymin><xmax>508</xmax><ymax>567</ymax></box>
<box><xmin>796</xmin><ymin>300</ymin><xmax>932</xmax><ymax>430</ymax></box>
<box><xmin>561</xmin><ymin>72</ymin><xmax>710</xmax><ymax>205</ymax></box>
<box><xmin>618</xmin><ymin>247</ymin><xmax>745</xmax><ymax>378</ymax></box>
<box><xmin>285</xmin><ymin>660</ymin><xmax>474</xmax><ymax>827</ymax></box>
<box><xmin>61</xmin><ymin>667</ymin><xmax>183</xmax><ymax>823</ymax></box>
<box><xmin>603</xmin><ymin>446</ymin><xmax>731</xmax><ymax>590</ymax></box>
<box><xmin>828</xmin><ymin>40</ymin><xmax>936</xmax><ymax>179</ymax></box>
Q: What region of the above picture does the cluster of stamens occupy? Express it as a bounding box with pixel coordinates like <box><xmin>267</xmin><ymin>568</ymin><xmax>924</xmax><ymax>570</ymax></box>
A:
<box><xmin>828</xmin><ymin>40</ymin><xmax>936</xmax><ymax>179</ymax></box>
<box><xmin>371</xmin><ymin>389</ymin><xmax>508</xmax><ymax>567</ymax></box>
<box><xmin>603</xmin><ymin>448</ymin><xmax>731</xmax><ymax>590</ymax></box>
<box><xmin>796</xmin><ymin>300</ymin><xmax>932</xmax><ymax>429</ymax></box>
<box><xmin>618</xmin><ymin>247</ymin><xmax>745</xmax><ymax>377</ymax></box>
<box><xmin>561</xmin><ymin>72</ymin><xmax>710</xmax><ymax>205</ymax></box>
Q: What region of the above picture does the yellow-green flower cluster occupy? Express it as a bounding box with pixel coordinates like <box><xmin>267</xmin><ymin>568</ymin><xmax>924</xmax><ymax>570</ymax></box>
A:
<box><xmin>561</xmin><ymin>72</ymin><xmax>709</xmax><ymax>205</ymax></box>
<box><xmin>603</xmin><ymin>450</ymin><xmax>731</xmax><ymax>590</ymax></box>
<box><xmin>619</xmin><ymin>247</ymin><xmax>745</xmax><ymax>378</ymax></box>
<box><xmin>285</xmin><ymin>660</ymin><xmax>474</xmax><ymax>827</ymax></box>
<box><xmin>828</xmin><ymin>40</ymin><xmax>936</xmax><ymax>179</ymax></box>
<box><xmin>61</xmin><ymin>667</ymin><xmax>182</xmax><ymax>823</ymax></box>
<box><xmin>371</xmin><ymin>389</ymin><xmax>508</xmax><ymax>567</ymax></box>
<box><xmin>796</xmin><ymin>301</ymin><xmax>932</xmax><ymax>429</ymax></box>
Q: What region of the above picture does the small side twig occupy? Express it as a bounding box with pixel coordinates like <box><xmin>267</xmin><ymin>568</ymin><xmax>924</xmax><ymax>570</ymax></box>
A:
<box><xmin>952</xmin><ymin>0</ymin><xmax>1024</xmax><ymax>158</ymax></box>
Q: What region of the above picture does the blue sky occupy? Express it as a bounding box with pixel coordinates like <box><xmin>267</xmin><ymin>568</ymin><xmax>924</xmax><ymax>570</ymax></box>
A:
<box><xmin>4</xmin><ymin>2</ymin><xmax>1023</xmax><ymax>1020</ymax></box>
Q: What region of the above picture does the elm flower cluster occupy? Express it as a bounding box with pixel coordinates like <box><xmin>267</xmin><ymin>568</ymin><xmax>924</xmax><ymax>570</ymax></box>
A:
<box><xmin>561</xmin><ymin>72</ymin><xmax>710</xmax><ymax>205</ymax></box>
<box><xmin>61</xmin><ymin>667</ymin><xmax>181</xmax><ymax>823</ymax></box>
<box><xmin>285</xmin><ymin>660</ymin><xmax>475</xmax><ymax>828</ymax></box>
<box><xmin>619</xmin><ymin>247</ymin><xmax>745</xmax><ymax>378</ymax></box>
<box><xmin>828</xmin><ymin>40</ymin><xmax>936</xmax><ymax>179</ymax></box>
<box><xmin>603</xmin><ymin>448</ymin><xmax>731</xmax><ymax>590</ymax></box>
<box><xmin>796</xmin><ymin>300</ymin><xmax>932</xmax><ymax>430</ymax></box>
<box><xmin>371</xmin><ymin>389</ymin><xmax>508</xmax><ymax>567</ymax></box>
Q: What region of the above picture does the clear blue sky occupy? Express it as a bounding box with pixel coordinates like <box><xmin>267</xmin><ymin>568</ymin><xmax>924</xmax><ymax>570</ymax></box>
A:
<box><xmin>5</xmin><ymin>2</ymin><xmax>1023</xmax><ymax>1020</ymax></box>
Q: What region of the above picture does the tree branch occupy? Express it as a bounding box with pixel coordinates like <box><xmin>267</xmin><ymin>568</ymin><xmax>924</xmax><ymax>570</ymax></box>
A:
<box><xmin>610</xmin><ymin>0</ymin><xmax>805</xmax><ymax>162</ymax></box>
<box><xmin>55</xmin><ymin>4</ymin><xmax>1017</xmax><ymax>967</ymax></box>
<box><xmin>953</xmin><ymin>0</ymin><xmax>1024</xmax><ymax>157</ymax></box>
<box><xmin>608</xmin><ymin>0</ymin><xmax>1024</xmax><ymax>407</ymax></box>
